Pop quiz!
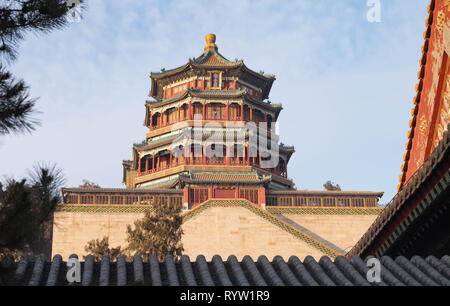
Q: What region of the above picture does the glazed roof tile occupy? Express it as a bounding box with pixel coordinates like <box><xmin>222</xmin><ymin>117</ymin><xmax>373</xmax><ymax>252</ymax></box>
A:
<box><xmin>191</xmin><ymin>172</ymin><xmax>261</xmax><ymax>182</ymax></box>
<box><xmin>180</xmin><ymin>172</ymin><xmax>271</xmax><ymax>184</ymax></box>
<box><xmin>3</xmin><ymin>254</ymin><xmax>449</xmax><ymax>286</ymax></box>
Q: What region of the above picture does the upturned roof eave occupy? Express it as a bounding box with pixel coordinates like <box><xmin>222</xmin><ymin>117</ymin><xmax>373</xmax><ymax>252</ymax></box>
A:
<box><xmin>145</xmin><ymin>89</ymin><xmax>280</xmax><ymax>111</ymax></box>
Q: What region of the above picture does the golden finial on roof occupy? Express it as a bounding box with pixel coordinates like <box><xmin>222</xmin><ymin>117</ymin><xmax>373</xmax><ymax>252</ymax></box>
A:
<box><xmin>204</xmin><ymin>33</ymin><xmax>217</xmax><ymax>52</ymax></box>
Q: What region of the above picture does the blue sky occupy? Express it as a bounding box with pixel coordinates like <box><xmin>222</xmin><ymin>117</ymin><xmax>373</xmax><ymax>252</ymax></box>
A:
<box><xmin>0</xmin><ymin>0</ymin><xmax>429</xmax><ymax>204</ymax></box>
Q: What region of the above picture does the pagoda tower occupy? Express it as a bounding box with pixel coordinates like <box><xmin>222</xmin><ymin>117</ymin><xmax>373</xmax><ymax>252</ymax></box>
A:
<box><xmin>54</xmin><ymin>34</ymin><xmax>384</xmax><ymax>259</ymax></box>
<box><xmin>123</xmin><ymin>34</ymin><xmax>296</xmax><ymax>209</ymax></box>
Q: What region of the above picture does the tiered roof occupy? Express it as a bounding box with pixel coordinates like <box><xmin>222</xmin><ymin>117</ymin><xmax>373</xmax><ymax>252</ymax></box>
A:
<box><xmin>146</xmin><ymin>88</ymin><xmax>282</xmax><ymax>114</ymax></box>
<box><xmin>149</xmin><ymin>34</ymin><xmax>276</xmax><ymax>101</ymax></box>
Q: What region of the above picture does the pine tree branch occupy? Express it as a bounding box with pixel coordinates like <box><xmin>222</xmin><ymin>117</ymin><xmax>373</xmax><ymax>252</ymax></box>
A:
<box><xmin>0</xmin><ymin>64</ymin><xmax>39</xmax><ymax>134</ymax></box>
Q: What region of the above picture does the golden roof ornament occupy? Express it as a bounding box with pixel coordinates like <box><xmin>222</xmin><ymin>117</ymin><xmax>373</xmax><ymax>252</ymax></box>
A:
<box><xmin>204</xmin><ymin>33</ymin><xmax>218</xmax><ymax>52</ymax></box>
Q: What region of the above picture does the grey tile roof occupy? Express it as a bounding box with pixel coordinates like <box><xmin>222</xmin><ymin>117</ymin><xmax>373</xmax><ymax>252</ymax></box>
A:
<box><xmin>2</xmin><ymin>254</ymin><xmax>450</xmax><ymax>286</ymax></box>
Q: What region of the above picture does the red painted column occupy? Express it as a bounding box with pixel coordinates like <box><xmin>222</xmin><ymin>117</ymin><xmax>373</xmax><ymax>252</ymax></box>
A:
<box><xmin>145</xmin><ymin>157</ymin><xmax>149</xmax><ymax>174</ymax></box>
<box><xmin>178</xmin><ymin>107</ymin><xmax>181</xmax><ymax>123</ymax></box>
<box><xmin>170</xmin><ymin>151</ymin><xmax>173</xmax><ymax>168</ymax></box>
<box><xmin>203</xmin><ymin>103</ymin><xmax>206</xmax><ymax>120</ymax></box>
<box><xmin>183</xmin><ymin>187</ymin><xmax>189</xmax><ymax>210</ymax></box>
<box><xmin>209</xmin><ymin>187</ymin><xmax>213</xmax><ymax>199</ymax></box>
<box><xmin>246</xmin><ymin>145</ymin><xmax>250</xmax><ymax>165</ymax></box>
<box><xmin>138</xmin><ymin>157</ymin><xmax>141</xmax><ymax>176</ymax></box>
<box><xmin>260</xmin><ymin>188</ymin><xmax>266</xmax><ymax>208</ymax></box>
<box><xmin>203</xmin><ymin>145</ymin><xmax>207</xmax><ymax>164</ymax></box>
<box><xmin>226</xmin><ymin>104</ymin><xmax>229</xmax><ymax>121</ymax></box>
<box><xmin>241</xmin><ymin>103</ymin><xmax>244</xmax><ymax>121</ymax></box>
<box><xmin>182</xmin><ymin>146</ymin><xmax>186</xmax><ymax>165</ymax></box>
<box><xmin>250</xmin><ymin>108</ymin><xmax>253</xmax><ymax>121</ymax></box>
<box><xmin>188</xmin><ymin>102</ymin><xmax>192</xmax><ymax>120</ymax></box>
<box><xmin>258</xmin><ymin>152</ymin><xmax>262</xmax><ymax>168</ymax></box>
<box><xmin>149</xmin><ymin>113</ymin><xmax>153</xmax><ymax>131</ymax></box>
<box><xmin>152</xmin><ymin>153</ymin><xmax>155</xmax><ymax>172</ymax></box>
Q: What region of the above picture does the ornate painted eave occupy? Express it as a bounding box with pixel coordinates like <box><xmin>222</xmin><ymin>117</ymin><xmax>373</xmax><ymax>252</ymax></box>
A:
<box><xmin>146</xmin><ymin>88</ymin><xmax>280</xmax><ymax>113</ymax></box>
<box><xmin>399</xmin><ymin>0</ymin><xmax>435</xmax><ymax>190</ymax></box>
<box><xmin>133</xmin><ymin>134</ymin><xmax>180</xmax><ymax>151</ymax></box>
<box><xmin>179</xmin><ymin>171</ymin><xmax>271</xmax><ymax>185</ymax></box>
<box><xmin>150</xmin><ymin>49</ymin><xmax>241</xmax><ymax>80</ymax></box>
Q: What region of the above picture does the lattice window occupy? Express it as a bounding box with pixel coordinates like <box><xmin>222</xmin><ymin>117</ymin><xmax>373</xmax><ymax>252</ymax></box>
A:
<box><xmin>352</xmin><ymin>198</ymin><xmax>365</xmax><ymax>207</ymax></box>
<box><xmin>66</xmin><ymin>194</ymin><xmax>78</xmax><ymax>204</ymax></box>
<box><xmin>278</xmin><ymin>197</ymin><xmax>292</xmax><ymax>206</ymax></box>
<box><xmin>139</xmin><ymin>195</ymin><xmax>153</xmax><ymax>205</ymax></box>
<box><xmin>125</xmin><ymin>196</ymin><xmax>139</xmax><ymax>204</ymax></box>
<box><xmin>365</xmin><ymin>198</ymin><xmax>377</xmax><ymax>207</ymax></box>
<box><xmin>193</xmin><ymin>104</ymin><xmax>203</xmax><ymax>117</ymax></box>
<box><xmin>337</xmin><ymin>198</ymin><xmax>351</xmax><ymax>207</ymax></box>
<box><xmin>322</xmin><ymin>198</ymin><xmax>336</xmax><ymax>207</ymax></box>
<box><xmin>308</xmin><ymin>197</ymin><xmax>322</xmax><ymax>207</ymax></box>
<box><xmin>239</xmin><ymin>189</ymin><xmax>259</xmax><ymax>204</ymax></box>
<box><xmin>266</xmin><ymin>197</ymin><xmax>278</xmax><ymax>206</ymax></box>
<box><xmin>190</xmin><ymin>188</ymin><xmax>209</xmax><ymax>205</ymax></box>
<box><xmin>169</xmin><ymin>196</ymin><xmax>182</xmax><ymax>206</ymax></box>
<box><xmin>95</xmin><ymin>195</ymin><xmax>109</xmax><ymax>204</ymax></box>
<box><xmin>80</xmin><ymin>195</ymin><xmax>94</xmax><ymax>204</ymax></box>
<box><xmin>207</xmin><ymin>104</ymin><xmax>225</xmax><ymax>120</ymax></box>
<box><xmin>111</xmin><ymin>195</ymin><xmax>124</xmax><ymax>204</ymax></box>
<box><xmin>229</xmin><ymin>104</ymin><xmax>241</xmax><ymax>120</ymax></box>
<box><xmin>294</xmin><ymin>197</ymin><xmax>308</xmax><ymax>207</ymax></box>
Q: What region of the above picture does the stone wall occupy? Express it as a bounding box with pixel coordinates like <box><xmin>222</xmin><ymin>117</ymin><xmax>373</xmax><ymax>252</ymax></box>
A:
<box><xmin>284</xmin><ymin>215</ymin><xmax>378</xmax><ymax>253</ymax></box>
<box><xmin>52</xmin><ymin>208</ymin><xmax>377</xmax><ymax>260</ymax></box>
<box><xmin>181</xmin><ymin>207</ymin><xmax>324</xmax><ymax>260</ymax></box>
<box><xmin>52</xmin><ymin>212</ymin><xmax>143</xmax><ymax>259</ymax></box>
